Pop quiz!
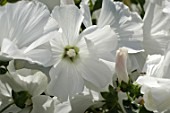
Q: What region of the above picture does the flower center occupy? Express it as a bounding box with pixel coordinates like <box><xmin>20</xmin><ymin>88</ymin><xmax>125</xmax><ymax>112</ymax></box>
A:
<box><xmin>66</xmin><ymin>49</ymin><xmax>76</xmax><ymax>58</ymax></box>
<box><xmin>63</xmin><ymin>45</ymin><xmax>79</xmax><ymax>62</ymax></box>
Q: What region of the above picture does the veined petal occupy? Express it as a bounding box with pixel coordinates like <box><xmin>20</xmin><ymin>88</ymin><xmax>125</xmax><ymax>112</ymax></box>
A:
<box><xmin>51</xmin><ymin>5</ymin><xmax>84</xmax><ymax>45</ymax></box>
<box><xmin>77</xmin><ymin>55</ymin><xmax>112</xmax><ymax>88</ymax></box>
<box><xmin>83</xmin><ymin>25</ymin><xmax>117</xmax><ymax>61</ymax></box>
<box><xmin>0</xmin><ymin>1</ymin><xmax>50</xmax><ymax>48</ymax></box>
<box><xmin>98</xmin><ymin>0</ymin><xmax>143</xmax><ymax>51</ymax></box>
<box><xmin>47</xmin><ymin>60</ymin><xmax>84</xmax><ymax>101</ymax></box>
<box><xmin>144</xmin><ymin>0</ymin><xmax>170</xmax><ymax>54</ymax></box>
<box><xmin>80</xmin><ymin>0</ymin><xmax>92</xmax><ymax>28</ymax></box>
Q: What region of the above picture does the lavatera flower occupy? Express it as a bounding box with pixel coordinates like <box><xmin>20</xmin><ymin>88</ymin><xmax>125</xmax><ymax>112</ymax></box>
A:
<box><xmin>136</xmin><ymin>43</ymin><xmax>170</xmax><ymax>112</ymax></box>
<box><xmin>0</xmin><ymin>1</ymin><xmax>55</xmax><ymax>66</ymax></box>
<box><xmin>46</xmin><ymin>5</ymin><xmax>117</xmax><ymax>101</ymax></box>
<box><xmin>0</xmin><ymin>61</ymin><xmax>71</xmax><ymax>113</ymax></box>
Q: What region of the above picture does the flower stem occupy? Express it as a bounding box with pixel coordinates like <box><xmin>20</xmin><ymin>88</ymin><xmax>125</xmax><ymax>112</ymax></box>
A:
<box><xmin>0</xmin><ymin>102</ymin><xmax>15</xmax><ymax>113</ymax></box>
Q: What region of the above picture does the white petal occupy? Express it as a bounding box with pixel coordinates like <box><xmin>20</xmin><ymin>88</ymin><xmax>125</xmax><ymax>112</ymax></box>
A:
<box><xmin>137</xmin><ymin>76</ymin><xmax>170</xmax><ymax>112</ymax></box>
<box><xmin>127</xmin><ymin>52</ymin><xmax>147</xmax><ymax>72</ymax></box>
<box><xmin>143</xmin><ymin>0</ymin><xmax>170</xmax><ymax>54</ymax></box>
<box><xmin>6</xmin><ymin>69</ymin><xmax>48</xmax><ymax>96</ymax></box>
<box><xmin>31</xmin><ymin>95</ymin><xmax>55</xmax><ymax>113</ymax></box>
<box><xmin>38</xmin><ymin>0</ymin><xmax>60</xmax><ymax>11</ymax></box>
<box><xmin>24</xmin><ymin>31</ymin><xmax>59</xmax><ymax>53</ymax></box>
<box><xmin>60</xmin><ymin>0</ymin><xmax>74</xmax><ymax>5</ymax></box>
<box><xmin>83</xmin><ymin>25</ymin><xmax>117</xmax><ymax>61</ymax></box>
<box><xmin>47</xmin><ymin>60</ymin><xmax>84</xmax><ymax>101</ymax></box>
<box><xmin>70</xmin><ymin>94</ymin><xmax>96</xmax><ymax>113</ymax></box>
<box><xmin>49</xmin><ymin>32</ymin><xmax>66</xmax><ymax>66</ymax></box>
<box><xmin>0</xmin><ymin>1</ymin><xmax>50</xmax><ymax>48</ymax></box>
<box><xmin>77</xmin><ymin>55</ymin><xmax>113</xmax><ymax>88</ymax></box>
<box><xmin>51</xmin><ymin>5</ymin><xmax>84</xmax><ymax>45</ymax></box>
<box><xmin>98</xmin><ymin>0</ymin><xmax>143</xmax><ymax>51</ymax></box>
<box><xmin>80</xmin><ymin>1</ymin><xmax>92</xmax><ymax>27</ymax></box>
<box><xmin>54</xmin><ymin>98</ymin><xmax>71</xmax><ymax>113</ymax></box>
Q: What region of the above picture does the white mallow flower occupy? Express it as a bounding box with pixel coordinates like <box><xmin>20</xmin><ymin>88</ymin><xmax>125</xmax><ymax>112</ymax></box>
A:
<box><xmin>137</xmin><ymin>76</ymin><xmax>170</xmax><ymax>112</ymax></box>
<box><xmin>80</xmin><ymin>0</ymin><xmax>145</xmax><ymax>72</ymax></box>
<box><xmin>115</xmin><ymin>48</ymin><xmax>129</xmax><ymax>83</ymax></box>
<box><xmin>47</xmin><ymin>5</ymin><xmax>117</xmax><ymax>101</ymax></box>
<box><xmin>143</xmin><ymin>0</ymin><xmax>170</xmax><ymax>54</ymax></box>
<box><xmin>81</xmin><ymin>0</ymin><xmax>143</xmax><ymax>52</ymax></box>
<box><xmin>0</xmin><ymin>1</ymin><xmax>55</xmax><ymax>66</ymax></box>
<box><xmin>0</xmin><ymin>61</ymin><xmax>71</xmax><ymax>113</ymax></box>
<box><xmin>136</xmin><ymin>43</ymin><xmax>170</xmax><ymax>112</ymax></box>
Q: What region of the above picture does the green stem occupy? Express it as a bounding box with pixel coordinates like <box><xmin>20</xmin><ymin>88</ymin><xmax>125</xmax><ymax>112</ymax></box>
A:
<box><xmin>0</xmin><ymin>102</ymin><xmax>15</xmax><ymax>113</ymax></box>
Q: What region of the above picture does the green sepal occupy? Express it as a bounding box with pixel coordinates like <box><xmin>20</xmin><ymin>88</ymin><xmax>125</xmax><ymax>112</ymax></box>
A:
<box><xmin>0</xmin><ymin>67</ymin><xmax>7</xmax><ymax>74</ymax></box>
<box><xmin>12</xmin><ymin>90</ymin><xmax>32</xmax><ymax>109</ymax></box>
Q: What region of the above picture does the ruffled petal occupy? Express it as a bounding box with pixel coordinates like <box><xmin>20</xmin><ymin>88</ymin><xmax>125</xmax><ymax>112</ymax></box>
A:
<box><xmin>98</xmin><ymin>0</ymin><xmax>143</xmax><ymax>52</ymax></box>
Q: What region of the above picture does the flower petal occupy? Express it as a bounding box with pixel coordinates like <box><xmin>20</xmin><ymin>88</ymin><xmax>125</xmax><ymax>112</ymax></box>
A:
<box><xmin>98</xmin><ymin>0</ymin><xmax>143</xmax><ymax>51</ymax></box>
<box><xmin>47</xmin><ymin>60</ymin><xmax>84</xmax><ymax>101</ymax></box>
<box><xmin>0</xmin><ymin>1</ymin><xmax>50</xmax><ymax>48</ymax></box>
<box><xmin>83</xmin><ymin>25</ymin><xmax>117</xmax><ymax>61</ymax></box>
<box><xmin>6</xmin><ymin>67</ymin><xmax>48</xmax><ymax>96</ymax></box>
<box><xmin>77</xmin><ymin>55</ymin><xmax>113</xmax><ymax>88</ymax></box>
<box><xmin>80</xmin><ymin>0</ymin><xmax>92</xmax><ymax>27</ymax></box>
<box><xmin>51</xmin><ymin>5</ymin><xmax>84</xmax><ymax>45</ymax></box>
<box><xmin>143</xmin><ymin>0</ymin><xmax>170</xmax><ymax>54</ymax></box>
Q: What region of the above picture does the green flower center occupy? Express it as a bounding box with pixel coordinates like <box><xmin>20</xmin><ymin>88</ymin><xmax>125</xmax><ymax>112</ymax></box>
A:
<box><xmin>63</xmin><ymin>45</ymin><xmax>79</xmax><ymax>62</ymax></box>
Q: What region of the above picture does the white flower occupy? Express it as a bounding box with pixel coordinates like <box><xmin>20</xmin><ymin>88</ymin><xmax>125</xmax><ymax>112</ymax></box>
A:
<box><xmin>143</xmin><ymin>0</ymin><xmax>170</xmax><ymax>54</ymax></box>
<box><xmin>0</xmin><ymin>61</ymin><xmax>71</xmax><ymax>113</ymax></box>
<box><xmin>80</xmin><ymin>0</ymin><xmax>145</xmax><ymax>72</ymax></box>
<box><xmin>47</xmin><ymin>5</ymin><xmax>117</xmax><ymax>101</ymax></box>
<box><xmin>137</xmin><ymin>76</ymin><xmax>170</xmax><ymax>112</ymax></box>
<box><xmin>82</xmin><ymin>0</ymin><xmax>143</xmax><ymax>52</ymax></box>
<box><xmin>136</xmin><ymin>43</ymin><xmax>170</xmax><ymax>112</ymax></box>
<box><xmin>115</xmin><ymin>48</ymin><xmax>129</xmax><ymax>83</ymax></box>
<box><xmin>0</xmin><ymin>1</ymin><xmax>53</xmax><ymax>66</ymax></box>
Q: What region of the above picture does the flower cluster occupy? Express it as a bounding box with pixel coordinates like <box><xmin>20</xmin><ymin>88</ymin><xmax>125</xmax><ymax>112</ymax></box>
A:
<box><xmin>0</xmin><ymin>0</ymin><xmax>170</xmax><ymax>113</ymax></box>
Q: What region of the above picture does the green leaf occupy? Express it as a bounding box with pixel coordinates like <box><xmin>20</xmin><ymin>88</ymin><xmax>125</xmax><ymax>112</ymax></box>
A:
<box><xmin>0</xmin><ymin>0</ymin><xmax>7</xmax><ymax>6</ymax></box>
<box><xmin>120</xmin><ymin>81</ymin><xmax>129</xmax><ymax>92</ymax></box>
<box><xmin>12</xmin><ymin>90</ymin><xmax>32</xmax><ymax>109</ymax></box>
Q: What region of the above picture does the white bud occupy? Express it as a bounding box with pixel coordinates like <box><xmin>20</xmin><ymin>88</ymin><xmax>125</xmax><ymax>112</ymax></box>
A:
<box><xmin>115</xmin><ymin>48</ymin><xmax>129</xmax><ymax>83</ymax></box>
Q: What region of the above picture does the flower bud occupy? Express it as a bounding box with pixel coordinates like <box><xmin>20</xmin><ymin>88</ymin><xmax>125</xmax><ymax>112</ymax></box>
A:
<box><xmin>115</xmin><ymin>48</ymin><xmax>129</xmax><ymax>83</ymax></box>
